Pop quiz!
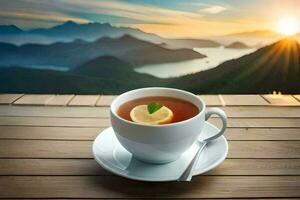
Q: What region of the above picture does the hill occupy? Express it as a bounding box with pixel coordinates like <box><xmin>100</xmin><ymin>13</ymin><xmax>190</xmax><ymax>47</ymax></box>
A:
<box><xmin>161</xmin><ymin>38</ymin><xmax>221</xmax><ymax>49</ymax></box>
<box><xmin>0</xmin><ymin>25</ymin><xmax>24</xmax><ymax>34</ymax></box>
<box><xmin>72</xmin><ymin>56</ymin><xmax>135</xmax><ymax>77</ymax></box>
<box><xmin>0</xmin><ymin>56</ymin><xmax>165</xmax><ymax>94</ymax></box>
<box><xmin>225</xmin><ymin>42</ymin><xmax>250</xmax><ymax>49</ymax></box>
<box><xmin>0</xmin><ymin>35</ymin><xmax>205</xmax><ymax>68</ymax></box>
<box><xmin>172</xmin><ymin>38</ymin><xmax>300</xmax><ymax>93</ymax></box>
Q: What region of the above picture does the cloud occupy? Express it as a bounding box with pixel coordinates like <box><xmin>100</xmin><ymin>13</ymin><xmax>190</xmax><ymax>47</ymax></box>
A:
<box><xmin>52</xmin><ymin>0</ymin><xmax>203</xmax><ymax>25</ymax></box>
<box><xmin>0</xmin><ymin>0</ymin><xmax>89</xmax><ymax>27</ymax></box>
<box><xmin>0</xmin><ymin>10</ymin><xmax>88</xmax><ymax>24</ymax></box>
<box><xmin>200</xmin><ymin>6</ymin><xmax>227</xmax><ymax>14</ymax></box>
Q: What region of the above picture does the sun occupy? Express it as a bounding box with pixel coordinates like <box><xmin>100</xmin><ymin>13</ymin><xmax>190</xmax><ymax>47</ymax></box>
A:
<box><xmin>277</xmin><ymin>17</ymin><xmax>299</xmax><ymax>36</ymax></box>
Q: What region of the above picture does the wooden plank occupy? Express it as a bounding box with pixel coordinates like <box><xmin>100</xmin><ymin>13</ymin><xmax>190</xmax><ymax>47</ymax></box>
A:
<box><xmin>220</xmin><ymin>106</ymin><xmax>300</xmax><ymax>118</ymax></box>
<box><xmin>0</xmin><ymin>94</ymin><xmax>23</xmax><ymax>104</ymax></box>
<box><xmin>206</xmin><ymin>159</ymin><xmax>300</xmax><ymax>175</ymax></box>
<box><xmin>224</xmin><ymin>128</ymin><xmax>300</xmax><ymax>141</ymax></box>
<box><xmin>1</xmin><ymin>116</ymin><xmax>300</xmax><ymax>128</ymax></box>
<box><xmin>68</xmin><ymin>95</ymin><xmax>100</xmax><ymax>106</ymax></box>
<box><xmin>1</xmin><ymin>105</ymin><xmax>300</xmax><ymax>118</ymax></box>
<box><xmin>0</xmin><ymin>126</ymin><xmax>102</xmax><ymax>140</ymax></box>
<box><xmin>0</xmin><ymin>140</ymin><xmax>91</xmax><ymax>158</ymax></box>
<box><xmin>228</xmin><ymin>141</ymin><xmax>300</xmax><ymax>158</ymax></box>
<box><xmin>96</xmin><ymin>95</ymin><xmax>116</xmax><ymax>106</ymax></box>
<box><xmin>1</xmin><ymin>126</ymin><xmax>299</xmax><ymax>141</ymax></box>
<box><xmin>0</xmin><ymin>176</ymin><xmax>299</xmax><ymax>198</ymax></box>
<box><xmin>198</xmin><ymin>95</ymin><xmax>222</xmax><ymax>106</ymax></box>
<box><xmin>0</xmin><ymin>158</ymin><xmax>299</xmax><ymax>176</ymax></box>
<box><xmin>221</xmin><ymin>95</ymin><xmax>269</xmax><ymax>106</ymax></box>
<box><xmin>0</xmin><ymin>116</ymin><xmax>110</xmax><ymax>127</ymax></box>
<box><xmin>0</xmin><ymin>140</ymin><xmax>299</xmax><ymax>158</ymax></box>
<box><xmin>14</xmin><ymin>95</ymin><xmax>55</xmax><ymax>105</ymax></box>
<box><xmin>0</xmin><ymin>106</ymin><xmax>109</xmax><ymax>117</ymax></box>
<box><xmin>0</xmin><ymin>105</ymin><xmax>109</xmax><ymax>117</ymax></box>
<box><xmin>207</xmin><ymin>118</ymin><xmax>300</xmax><ymax>128</ymax></box>
<box><xmin>263</xmin><ymin>95</ymin><xmax>300</xmax><ymax>106</ymax></box>
<box><xmin>45</xmin><ymin>95</ymin><xmax>74</xmax><ymax>106</ymax></box>
<box><xmin>0</xmin><ymin>159</ymin><xmax>106</xmax><ymax>175</ymax></box>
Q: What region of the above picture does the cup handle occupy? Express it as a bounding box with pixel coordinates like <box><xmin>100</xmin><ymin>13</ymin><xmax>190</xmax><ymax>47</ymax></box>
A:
<box><xmin>203</xmin><ymin>108</ymin><xmax>227</xmax><ymax>142</ymax></box>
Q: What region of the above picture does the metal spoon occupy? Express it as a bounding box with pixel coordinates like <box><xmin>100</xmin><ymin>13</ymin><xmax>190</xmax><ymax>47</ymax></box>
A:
<box><xmin>178</xmin><ymin>140</ymin><xmax>207</xmax><ymax>181</ymax></box>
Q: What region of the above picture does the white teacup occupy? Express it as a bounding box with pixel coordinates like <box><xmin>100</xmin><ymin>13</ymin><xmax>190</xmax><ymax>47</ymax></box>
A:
<box><xmin>110</xmin><ymin>87</ymin><xmax>227</xmax><ymax>164</ymax></box>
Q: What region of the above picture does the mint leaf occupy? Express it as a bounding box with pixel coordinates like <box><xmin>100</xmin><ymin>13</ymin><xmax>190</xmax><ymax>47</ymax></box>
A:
<box><xmin>147</xmin><ymin>102</ymin><xmax>162</xmax><ymax>114</ymax></box>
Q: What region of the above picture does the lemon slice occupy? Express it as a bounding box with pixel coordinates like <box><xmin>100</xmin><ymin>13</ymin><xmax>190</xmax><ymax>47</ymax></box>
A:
<box><xmin>130</xmin><ymin>105</ymin><xmax>173</xmax><ymax>125</ymax></box>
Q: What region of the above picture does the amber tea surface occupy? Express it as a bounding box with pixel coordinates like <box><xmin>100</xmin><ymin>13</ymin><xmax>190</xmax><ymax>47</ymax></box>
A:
<box><xmin>117</xmin><ymin>96</ymin><xmax>199</xmax><ymax>124</ymax></box>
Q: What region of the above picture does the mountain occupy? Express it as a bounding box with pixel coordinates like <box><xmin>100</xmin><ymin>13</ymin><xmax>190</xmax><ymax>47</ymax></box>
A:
<box><xmin>161</xmin><ymin>38</ymin><xmax>221</xmax><ymax>49</ymax></box>
<box><xmin>225</xmin><ymin>42</ymin><xmax>250</xmax><ymax>49</ymax></box>
<box><xmin>0</xmin><ymin>56</ymin><xmax>165</xmax><ymax>94</ymax></box>
<box><xmin>171</xmin><ymin>38</ymin><xmax>300</xmax><ymax>93</ymax></box>
<box><xmin>0</xmin><ymin>34</ymin><xmax>205</xmax><ymax>68</ymax></box>
<box><xmin>0</xmin><ymin>25</ymin><xmax>53</xmax><ymax>44</ymax></box>
<box><xmin>72</xmin><ymin>56</ymin><xmax>166</xmax><ymax>87</ymax></box>
<box><xmin>72</xmin><ymin>56</ymin><xmax>134</xmax><ymax>76</ymax></box>
<box><xmin>0</xmin><ymin>25</ymin><xmax>24</xmax><ymax>34</ymax></box>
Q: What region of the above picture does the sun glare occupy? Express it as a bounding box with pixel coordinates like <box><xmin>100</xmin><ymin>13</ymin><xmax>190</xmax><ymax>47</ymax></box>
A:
<box><xmin>277</xmin><ymin>17</ymin><xmax>299</xmax><ymax>36</ymax></box>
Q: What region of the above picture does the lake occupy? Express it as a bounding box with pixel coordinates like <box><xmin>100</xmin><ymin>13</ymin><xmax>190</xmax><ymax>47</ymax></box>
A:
<box><xmin>30</xmin><ymin>65</ymin><xmax>69</xmax><ymax>71</ymax></box>
<box><xmin>135</xmin><ymin>47</ymin><xmax>256</xmax><ymax>78</ymax></box>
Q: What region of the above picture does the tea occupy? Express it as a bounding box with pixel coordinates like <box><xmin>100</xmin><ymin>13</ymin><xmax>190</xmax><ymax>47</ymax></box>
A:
<box><xmin>117</xmin><ymin>96</ymin><xmax>199</xmax><ymax>124</ymax></box>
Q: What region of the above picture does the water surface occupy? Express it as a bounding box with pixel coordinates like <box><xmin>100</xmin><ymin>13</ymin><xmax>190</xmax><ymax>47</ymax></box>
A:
<box><xmin>135</xmin><ymin>47</ymin><xmax>256</xmax><ymax>78</ymax></box>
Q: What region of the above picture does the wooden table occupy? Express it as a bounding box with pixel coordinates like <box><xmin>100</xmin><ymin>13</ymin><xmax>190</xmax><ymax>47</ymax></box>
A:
<box><xmin>0</xmin><ymin>94</ymin><xmax>300</xmax><ymax>199</ymax></box>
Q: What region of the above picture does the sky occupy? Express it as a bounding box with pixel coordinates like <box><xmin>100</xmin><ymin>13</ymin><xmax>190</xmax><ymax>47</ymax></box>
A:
<box><xmin>0</xmin><ymin>0</ymin><xmax>299</xmax><ymax>38</ymax></box>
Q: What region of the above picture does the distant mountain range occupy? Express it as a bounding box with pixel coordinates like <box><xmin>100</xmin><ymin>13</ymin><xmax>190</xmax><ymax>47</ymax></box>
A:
<box><xmin>0</xmin><ymin>38</ymin><xmax>299</xmax><ymax>94</ymax></box>
<box><xmin>225</xmin><ymin>42</ymin><xmax>250</xmax><ymax>49</ymax></box>
<box><xmin>161</xmin><ymin>38</ymin><xmax>221</xmax><ymax>49</ymax></box>
<box><xmin>0</xmin><ymin>21</ymin><xmax>221</xmax><ymax>48</ymax></box>
<box><xmin>214</xmin><ymin>30</ymin><xmax>300</xmax><ymax>47</ymax></box>
<box><xmin>0</xmin><ymin>34</ymin><xmax>205</xmax><ymax>68</ymax></box>
<box><xmin>0</xmin><ymin>21</ymin><xmax>157</xmax><ymax>43</ymax></box>
<box><xmin>225</xmin><ymin>30</ymin><xmax>283</xmax><ymax>38</ymax></box>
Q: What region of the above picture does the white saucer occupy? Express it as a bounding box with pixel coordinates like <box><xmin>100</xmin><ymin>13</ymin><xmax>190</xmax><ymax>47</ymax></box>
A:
<box><xmin>92</xmin><ymin>122</ymin><xmax>228</xmax><ymax>182</ymax></box>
